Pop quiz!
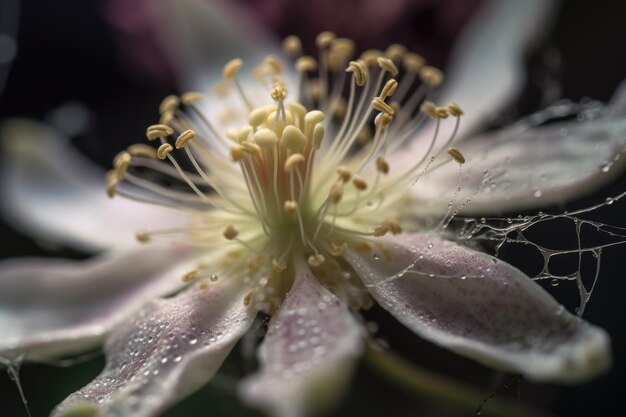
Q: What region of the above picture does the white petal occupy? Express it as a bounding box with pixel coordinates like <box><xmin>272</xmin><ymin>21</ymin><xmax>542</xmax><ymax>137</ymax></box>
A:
<box><xmin>345</xmin><ymin>233</ymin><xmax>611</xmax><ymax>383</ymax></box>
<box><xmin>0</xmin><ymin>244</ymin><xmax>199</xmax><ymax>359</ymax></box>
<box><xmin>415</xmin><ymin>82</ymin><xmax>626</xmax><ymax>214</ymax></box>
<box><xmin>240</xmin><ymin>258</ymin><xmax>363</xmax><ymax>417</ymax></box>
<box><xmin>52</xmin><ymin>277</ymin><xmax>254</xmax><ymax>417</ymax></box>
<box><xmin>0</xmin><ymin>120</ymin><xmax>185</xmax><ymax>251</ymax></box>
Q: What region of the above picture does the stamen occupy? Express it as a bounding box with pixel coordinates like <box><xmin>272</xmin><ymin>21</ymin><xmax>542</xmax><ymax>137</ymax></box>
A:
<box><xmin>175</xmin><ymin>129</ymin><xmax>196</xmax><ymax>149</ymax></box>
<box><xmin>157</xmin><ymin>143</ymin><xmax>174</xmax><ymax>160</ymax></box>
<box><xmin>377</xmin><ymin>57</ymin><xmax>399</xmax><ymax>77</ymax></box>
<box><xmin>159</xmin><ymin>95</ymin><xmax>179</xmax><ymax>115</ymax></box>
<box><xmin>447</xmin><ymin>147</ymin><xmax>466</xmax><ymax>164</ymax></box>
<box><xmin>223</xmin><ymin>225</ymin><xmax>239</xmax><ymax>240</ymax></box>
<box><xmin>284</xmin><ymin>153</ymin><xmax>305</xmax><ymax>172</ymax></box>
<box><xmin>283</xmin><ymin>35</ymin><xmax>302</xmax><ymax>57</ymax></box>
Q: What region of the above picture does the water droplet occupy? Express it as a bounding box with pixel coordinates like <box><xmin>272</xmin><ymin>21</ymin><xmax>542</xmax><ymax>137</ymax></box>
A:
<box><xmin>533</xmin><ymin>190</ymin><xmax>543</xmax><ymax>198</ymax></box>
<box><xmin>174</xmin><ymin>356</ymin><xmax>182</xmax><ymax>363</ymax></box>
<box><xmin>210</xmin><ymin>274</ymin><xmax>219</xmax><ymax>282</ymax></box>
<box><xmin>506</xmin><ymin>218</ymin><xmax>512</xmax><ymax>224</ymax></box>
<box><xmin>550</xmin><ymin>278</ymin><xmax>559</xmax><ymax>287</ymax></box>
<box><xmin>605</xmin><ymin>197</ymin><xmax>614</xmax><ymax>205</ymax></box>
<box><xmin>373</xmin><ymin>254</ymin><xmax>380</xmax><ymax>260</ymax></box>
<box><xmin>600</xmin><ymin>162</ymin><xmax>611</xmax><ymax>173</ymax></box>
<box><xmin>480</xmin><ymin>217</ymin><xmax>486</xmax><ymax>224</ymax></box>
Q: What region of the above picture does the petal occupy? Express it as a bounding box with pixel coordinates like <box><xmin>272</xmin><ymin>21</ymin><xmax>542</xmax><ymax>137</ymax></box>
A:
<box><xmin>52</xmin><ymin>277</ymin><xmax>254</xmax><ymax>417</ymax></box>
<box><xmin>0</xmin><ymin>244</ymin><xmax>198</xmax><ymax>359</ymax></box>
<box><xmin>414</xmin><ymin>81</ymin><xmax>626</xmax><ymax>214</ymax></box>
<box><xmin>240</xmin><ymin>258</ymin><xmax>363</xmax><ymax>417</ymax></box>
<box><xmin>0</xmin><ymin>120</ymin><xmax>185</xmax><ymax>251</ymax></box>
<box><xmin>345</xmin><ymin>233</ymin><xmax>611</xmax><ymax>383</ymax></box>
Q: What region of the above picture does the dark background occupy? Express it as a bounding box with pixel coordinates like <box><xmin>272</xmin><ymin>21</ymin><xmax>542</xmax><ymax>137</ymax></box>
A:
<box><xmin>0</xmin><ymin>1</ymin><xmax>625</xmax><ymax>416</ymax></box>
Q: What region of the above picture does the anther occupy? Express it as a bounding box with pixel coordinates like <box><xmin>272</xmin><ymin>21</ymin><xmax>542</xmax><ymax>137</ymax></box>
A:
<box><xmin>337</xmin><ymin>166</ymin><xmax>352</xmax><ymax>182</ymax></box>
<box><xmin>372</xmin><ymin>97</ymin><xmax>395</xmax><ymax>116</ymax></box>
<box><xmin>271</xmin><ymin>84</ymin><xmax>288</xmax><ymax>101</ymax></box>
<box><xmin>254</xmin><ymin>128</ymin><xmax>279</xmax><ymax>148</ymax></box>
<box><xmin>157</xmin><ymin>143</ymin><xmax>174</xmax><ymax>160</ymax></box>
<box><xmin>281</xmin><ymin>125</ymin><xmax>307</xmax><ymax>152</ymax></box>
<box><xmin>135</xmin><ymin>229</ymin><xmax>151</xmax><ymax>243</ymax></box>
<box><xmin>436</xmin><ymin>107</ymin><xmax>450</xmax><ymax>119</ymax></box>
<box><xmin>374</xmin><ymin>224</ymin><xmax>390</xmax><ymax>237</ymax></box>
<box><xmin>180</xmin><ymin>92</ymin><xmax>204</xmax><ymax>105</ymax></box>
<box><xmin>113</xmin><ymin>151</ymin><xmax>132</xmax><ymax>174</ymax></box>
<box><xmin>160</xmin><ymin>111</ymin><xmax>174</xmax><ymax>125</ymax></box>
<box><xmin>329</xmin><ymin>182</ymin><xmax>343</xmax><ymax>203</ymax></box>
<box><xmin>330</xmin><ymin>242</ymin><xmax>348</xmax><ymax>256</ymax></box>
<box><xmin>106</xmin><ymin>171</ymin><xmax>119</xmax><ymax>198</ymax></box>
<box><xmin>241</xmin><ymin>141</ymin><xmax>262</xmax><ymax>157</ymax></box>
<box><xmin>346</xmin><ymin>60</ymin><xmax>367</xmax><ymax>86</ymax></box>
<box><xmin>377</xmin><ymin>57</ymin><xmax>399</xmax><ymax>77</ymax></box>
<box><xmin>146</xmin><ymin>124</ymin><xmax>173</xmax><ymax>140</ymax></box>
<box><xmin>312</xmin><ymin>124</ymin><xmax>325</xmax><ymax>149</ymax></box>
<box><xmin>447</xmin><ymin>147</ymin><xmax>466</xmax><ymax>164</ymax></box>
<box><xmin>420</xmin><ymin>66</ymin><xmax>444</xmax><ymax>87</ymax></box>
<box><xmin>307</xmin><ymin>253</ymin><xmax>326</xmax><ymax>267</ymax></box>
<box><xmin>315</xmin><ymin>31</ymin><xmax>336</xmax><ymax>48</ymax></box>
<box><xmin>447</xmin><ymin>102</ymin><xmax>464</xmax><ymax>117</ymax></box>
<box><xmin>127</xmin><ymin>144</ymin><xmax>157</xmax><ymax>159</ymax></box>
<box><xmin>248</xmin><ymin>108</ymin><xmax>268</xmax><ymax>127</ymax></box>
<box><xmin>223</xmin><ymin>225</ymin><xmax>239</xmax><ymax>240</ymax></box>
<box><xmin>284</xmin><ymin>200</ymin><xmax>298</xmax><ymax>213</ymax></box>
<box><xmin>304</xmin><ymin>110</ymin><xmax>326</xmax><ymax>129</ymax></box>
<box><xmin>243</xmin><ymin>289</ymin><xmax>254</xmax><ymax>306</ymax></box>
<box><xmin>159</xmin><ymin>95</ymin><xmax>179</xmax><ymax>115</ymax></box>
<box><xmin>376</xmin><ymin>156</ymin><xmax>390</xmax><ymax>174</ymax></box>
<box><xmin>385</xmin><ymin>218</ymin><xmax>402</xmax><ymax>234</ymax></box>
<box><xmin>223</xmin><ymin>58</ymin><xmax>243</xmax><ymax>80</ymax></box>
<box><xmin>360</xmin><ymin>49</ymin><xmax>383</xmax><ymax>66</ymax></box>
<box><xmin>374</xmin><ymin>112</ymin><xmax>393</xmax><ymax>127</ymax></box>
<box><xmin>352</xmin><ymin>175</ymin><xmax>368</xmax><ymax>190</ymax></box>
<box><xmin>379</xmin><ymin>79</ymin><xmax>398</xmax><ymax>99</ymax></box>
<box><xmin>284</xmin><ymin>153</ymin><xmax>305</xmax><ymax>172</ymax></box>
<box><xmin>295</xmin><ymin>56</ymin><xmax>317</xmax><ymax>72</ymax></box>
<box><xmin>283</xmin><ymin>35</ymin><xmax>302</xmax><ymax>57</ymax></box>
<box><xmin>420</xmin><ymin>101</ymin><xmax>438</xmax><ymax>118</ymax></box>
<box><xmin>175</xmin><ymin>129</ymin><xmax>196</xmax><ymax>149</ymax></box>
<box><xmin>182</xmin><ymin>270</ymin><xmax>198</xmax><ymax>283</ymax></box>
<box><xmin>385</xmin><ymin>44</ymin><xmax>407</xmax><ymax>61</ymax></box>
<box><xmin>264</xmin><ymin>55</ymin><xmax>283</xmax><ymax>73</ymax></box>
<box><xmin>272</xmin><ymin>259</ymin><xmax>287</xmax><ymax>272</ymax></box>
<box><xmin>288</xmin><ymin>102</ymin><xmax>307</xmax><ymax>120</ymax></box>
<box><xmin>230</xmin><ymin>145</ymin><xmax>246</xmax><ymax>161</ymax></box>
<box><xmin>403</xmin><ymin>53</ymin><xmax>426</xmax><ymax>72</ymax></box>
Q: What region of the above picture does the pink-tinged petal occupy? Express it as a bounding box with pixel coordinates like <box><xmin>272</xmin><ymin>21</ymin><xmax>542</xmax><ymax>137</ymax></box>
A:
<box><xmin>345</xmin><ymin>233</ymin><xmax>611</xmax><ymax>383</ymax></box>
<box><xmin>0</xmin><ymin>244</ymin><xmax>198</xmax><ymax>359</ymax></box>
<box><xmin>240</xmin><ymin>258</ymin><xmax>363</xmax><ymax>417</ymax></box>
<box><xmin>0</xmin><ymin>120</ymin><xmax>186</xmax><ymax>251</ymax></box>
<box><xmin>52</xmin><ymin>277</ymin><xmax>254</xmax><ymax>417</ymax></box>
<box><xmin>415</xmin><ymin>81</ymin><xmax>626</xmax><ymax>215</ymax></box>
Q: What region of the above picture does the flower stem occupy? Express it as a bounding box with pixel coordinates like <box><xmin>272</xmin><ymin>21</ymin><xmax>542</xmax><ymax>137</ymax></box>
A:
<box><xmin>364</xmin><ymin>345</ymin><xmax>555</xmax><ymax>417</ymax></box>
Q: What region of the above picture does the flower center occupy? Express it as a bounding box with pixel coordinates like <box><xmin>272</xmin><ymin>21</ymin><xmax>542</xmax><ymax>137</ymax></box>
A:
<box><xmin>106</xmin><ymin>32</ymin><xmax>466</xmax><ymax>311</ymax></box>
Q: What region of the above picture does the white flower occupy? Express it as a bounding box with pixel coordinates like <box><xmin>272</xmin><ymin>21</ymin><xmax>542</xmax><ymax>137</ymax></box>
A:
<box><xmin>1</xmin><ymin>1</ymin><xmax>624</xmax><ymax>417</ymax></box>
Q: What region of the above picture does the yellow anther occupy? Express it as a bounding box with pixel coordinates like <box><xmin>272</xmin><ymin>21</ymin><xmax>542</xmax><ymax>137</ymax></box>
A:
<box><xmin>159</xmin><ymin>95</ymin><xmax>179</xmax><ymax>115</ymax></box>
<box><xmin>135</xmin><ymin>229</ymin><xmax>151</xmax><ymax>243</ymax></box>
<box><xmin>105</xmin><ymin>170</ymin><xmax>119</xmax><ymax>198</ymax></box>
<box><xmin>346</xmin><ymin>60</ymin><xmax>367</xmax><ymax>86</ymax></box>
<box><xmin>146</xmin><ymin>124</ymin><xmax>173</xmax><ymax>140</ymax></box>
<box><xmin>337</xmin><ymin>166</ymin><xmax>352</xmax><ymax>182</ymax></box>
<box><xmin>271</xmin><ymin>84</ymin><xmax>288</xmax><ymax>101</ymax></box>
<box><xmin>385</xmin><ymin>44</ymin><xmax>407</xmax><ymax>61</ymax></box>
<box><xmin>283</xmin><ymin>35</ymin><xmax>302</xmax><ymax>57</ymax></box>
<box><xmin>330</xmin><ymin>242</ymin><xmax>348</xmax><ymax>257</ymax></box>
<box><xmin>223</xmin><ymin>224</ymin><xmax>239</xmax><ymax>240</ymax></box>
<box><xmin>329</xmin><ymin>182</ymin><xmax>343</xmax><ymax>204</ymax></box>
<box><xmin>284</xmin><ymin>153</ymin><xmax>305</xmax><ymax>172</ymax></box>
<box><xmin>304</xmin><ymin>110</ymin><xmax>326</xmax><ymax>128</ymax></box>
<box><xmin>127</xmin><ymin>144</ymin><xmax>157</xmax><ymax>159</ymax></box>
<box><xmin>180</xmin><ymin>92</ymin><xmax>204</xmax><ymax>105</ymax></box>
<box><xmin>447</xmin><ymin>102</ymin><xmax>464</xmax><ymax>117</ymax></box>
<box><xmin>331</xmin><ymin>38</ymin><xmax>355</xmax><ymax>56</ymax></box>
<box><xmin>157</xmin><ymin>143</ymin><xmax>174</xmax><ymax>160</ymax></box>
<box><xmin>374</xmin><ymin>224</ymin><xmax>390</xmax><ymax>237</ymax></box>
<box><xmin>384</xmin><ymin>218</ymin><xmax>402</xmax><ymax>234</ymax></box>
<box><xmin>281</xmin><ymin>125</ymin><xmax>307</xmax><ymax>152</ymax></box>
<box><xmin>230</xmin><ymin>145</ymin><xmax>245</xmax><ymax>161</ymax></box>
<box><xmin>284</xmin><ymin>200</ymin><xmax>298</xmax><ymax>214</ymax></box>
<box><xmin>248</xmin><ymin>108</ymin><xmax>268</xmax><ymax>127</ymax></box>
<box><xmin>264</xmin><ymin>55</ymin><xmax>283</xmax><ymax>73</ymax></box>
<box><xmin>243</xmin><ymin>289</ymin><xmax>254</xmax><ymax>306</ymax></box>
<box><xmin>372</xmin><ymin>97</ymin><xmax>395</xmax><ymax>116</ymax></box>
<box><xmin>360</xmin><ymin>49</ymin><xmax>383</xmax><ymax>66</ymax></box>
<box><xmin>312</xmin><ymin>124</ymin><xmax>325</xmax><ymax>150</ymax></box>
<box><xmin>420</xmin><ymin>101</ymin><xmax>438</xmax><ymax>118</ymax></box>
<box><xmin>223</xmin><ymin>58</ymin><xmax>243</xmax><ymax>80</ymax></box>
<box><xmin>403</xmin><ymin>53</ymin><xmax>426</xmax><ymax>72</ymax></box>
<box><xmin>376</xmin><ymin>156</ymin><xmax>390</xmax><ymax>174</ymax></box>
<box><xmin>307</xmin><ymin>253</ymin><xmax>326</xmax><ymax>267</ymax></box>
<box><xmin>374</xmin><ymin>112</ymin><xmax>394</xmax><ymax>128</ymax></box>
<box><xmin>420</xmin><ymin>65</ymin><xmax>444</xmax><ymax>87</ymax></box>
<box><xmin>288</xmin><ymin>102</ymin><xmax>307</xmax><ymax>121</ymax></box>
<box><xmin>377</xmin><ymin>57</ymin><xmax>399</xmax><ymax>77</ymax></box>
<box><xmin>352</xmin><ymin>175</ymin><xmax>368</xmax><ymax>190</ymax></box>
<box><xmin>113</xmin><ymin>151</ymin><xmax>132</xmax><ymax>172</ymax></box>
<box><xmin>295</xmin><ymin>56</ymin><xmax>317</xmax><ymax>72</ymax></box>
<box><xmin>379</xmin><ymin>79</ymin><xmax>398</xmax><ymax>99</ymax></box>
<box><xmin>241</xmin><ymin>141</ymin><xmax>262</xmax><ymax>157</ymax></box>
<box><xmin>182</xmin><ymin>269</ymin><xmax>198</xmax><ymax>283</ymax></box>
<box><xmin>447</xmin><ymin>147</ymin><xmax>466</xmax><ymax>164</ymax></box>
<box><xmin>254</xmin><ymin>128</ymin><xmax>279</xmax><ymax>148</ymax></box>
<box><xmin>175</xmin><ymin>129</ymin><xmax>196</xmax><ymax>149</ymax></box>
<box><xmin>159</xmin><ymin>111</ymin><xmax>174</xmax><ymax>125</ymax></box>
<box><xmin>436</xmin><ymin>107</ymin><xmax>450</xmax><ymax>119</ymax></box>
<box><xmin>199</xmin><ymin>281</ymin><xmax>209</xmax><ymax>290</ymax></box>
<box><xmin>315</xmin><ymin>31</ymin><xmax>336</xmax><ymax>48</ymax></box>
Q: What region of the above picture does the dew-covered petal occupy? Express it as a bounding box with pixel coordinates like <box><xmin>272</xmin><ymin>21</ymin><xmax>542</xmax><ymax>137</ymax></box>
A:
<box><xmin>0</xmin><ymin>244</ymin><xmax>198</xmax><ymax>359</ymax></box>
<box><xmin>414</xmin><ymin>81</ymin><xmax>626</xmax><ymax>215</ymax></box>
<box><xmin>345</xmin><ymin>233</ymin><xmax>611</xmax><ymax>383</ymax></box>
<box><xmin>0</xmin><ymin>120</ymin><xmax>186</xmax><ymax>251</ymax></box>
<box><xmin>52</xmin><ymin>276</ymin><xmax>254</xmax><ymax>417</ymax></box>
<box><xmin>240</xmin><ymin>259</ymin><xmax>363</xmax><ymax>417</ymax></box>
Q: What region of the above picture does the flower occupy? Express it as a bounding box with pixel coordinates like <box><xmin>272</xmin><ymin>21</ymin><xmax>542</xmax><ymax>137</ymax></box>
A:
<box><xmin>1</xmin><ymin>1</ymin><xmax>625</xmax><ymax>417</ymax></box>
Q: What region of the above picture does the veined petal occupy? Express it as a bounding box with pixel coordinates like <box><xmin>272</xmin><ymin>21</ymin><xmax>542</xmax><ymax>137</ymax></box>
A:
<box><xmin>52</xmin><ymin>276</ymin><xmax>255</xmax><ymax>417</ymax></box>
<box><xmin>415</xmin><ymin>81</ymin><xmax>626</xmax><ymax>214</ymax></box>
<box><xmin>240</xmin><ymin>258</ymin><xmax>363</xmax><ymax>417</ymax></box>
<box><xmin>0</xmin><ymin>120</ymin><xmax>186</xmax><ymax>251</ymax></box>
<box><xmin>0</xmin><ymin>244</ymin><xmax>198</xmax><ymax>359</ymax></box>
<box><xmin>345</xmin><ymin>233</ymin><xmax>611</xmax><ymax>383</ymax></box>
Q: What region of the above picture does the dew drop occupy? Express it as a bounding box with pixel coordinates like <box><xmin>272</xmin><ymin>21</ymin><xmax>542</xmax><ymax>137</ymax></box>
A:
<box><xmin>210</xmin><ymin>274</ymin><xmax>219</xmax><ymax>282</ymax></box>
<box><xmin>173</xmin><ymin>356</ymin><xmax>182</xmax><ymax>363</ymax></box>
<box><xmin>550</xmin><ymin>278</ymin><xmax>559</xmax><ymax>287</ymax></box>
<box><xmin>533</xmin><ymin>190</ymin><xmax>543</xmax><ymax>198</ymax></box>
<box><xmin>480</xmin><ymin>217</ymin><xmax>486</xmax><ymax>224</ymax></box>
<box><xmin>373</xmin><ymin>254</ymin><xmax>380</xmax><ymax>260</ymax></box>
<box><xmin>605</xmin><ymin>197</ymin><xmax>614</xmax><ymax>205</ymax></box>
